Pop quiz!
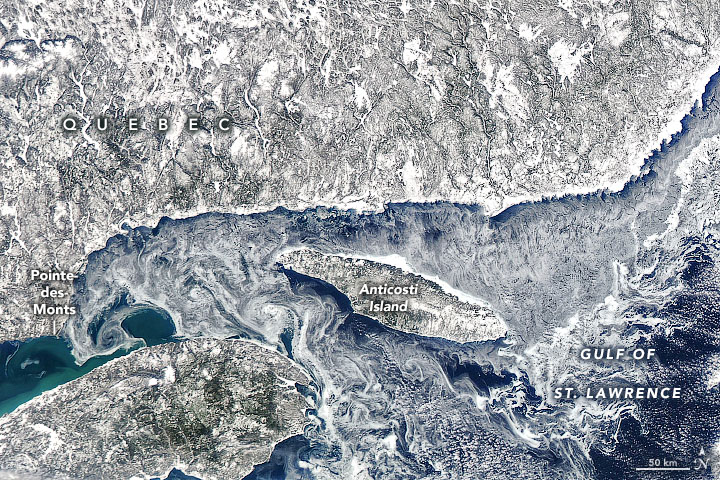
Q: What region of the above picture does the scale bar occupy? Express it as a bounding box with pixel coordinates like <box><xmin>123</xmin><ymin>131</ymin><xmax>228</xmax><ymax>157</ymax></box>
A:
<box><xmin>636</xmin><ymin>467</ymin><xmax>691</xmax><ymax>471</ymax></box>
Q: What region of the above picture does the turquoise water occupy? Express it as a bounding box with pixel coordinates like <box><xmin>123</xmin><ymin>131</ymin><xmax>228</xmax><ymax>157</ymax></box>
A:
<box><xmin>152</xmin><ymin>468</ymin><xmax>202</xmax><ymax>480</ymax></box>
<box><xmin>0</xmin><ymin>308</ymin><xmax>176</xmax><ymax>416</ymax></box>
<box><xmin>121</xmin><ymin>307</ymin><xmax>176</xmax><ymax>346</ymax></box>
<box><xmin>0</xmin><ymin>337</ymin><xmax>132</xmax><ymax>416</ymax></box>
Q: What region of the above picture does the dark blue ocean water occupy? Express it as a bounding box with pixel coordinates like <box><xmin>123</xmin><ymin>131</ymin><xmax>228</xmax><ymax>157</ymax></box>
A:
<box><xmin>273</xmin><ymin>268</ymin><xmax>526</xmax><ymax>477</ymax></box>
<box><xmin>242</xmin><ymin>435</ymin><xmax>315</xmax><ymax>480</ymax></box>
<box><xmin>590</xmin><ymin>239</ymin><xmax>720</xmax><ymax>480</ymax></box>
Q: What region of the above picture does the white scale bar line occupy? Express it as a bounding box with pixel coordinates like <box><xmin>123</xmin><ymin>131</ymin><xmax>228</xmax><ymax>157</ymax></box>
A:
<box><xmin>635</xmin><ymin>467</ymin><xmax>692</xmax><ymax>471</ymax></box>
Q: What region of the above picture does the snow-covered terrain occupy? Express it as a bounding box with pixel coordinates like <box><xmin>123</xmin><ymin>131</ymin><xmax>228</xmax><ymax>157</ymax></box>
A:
<box><xmin>0</xmin><ymin>338</ymin><xmax>312</xmax><ymax>480</ymax></box>
<box><xmin>278</xmin><ymin>249</ymin><xmax>507</xmax><ymax>343</ymax></box>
